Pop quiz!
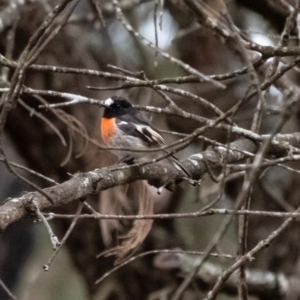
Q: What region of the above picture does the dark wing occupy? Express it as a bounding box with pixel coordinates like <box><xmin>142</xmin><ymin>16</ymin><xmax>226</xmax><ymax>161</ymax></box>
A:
<box><xmin>117</xmin><ymin>115</ymin><xmax>191</xmax><ymax>177</ymax></box>
<box><xmin>135</xmin><ymin>124</ymin><xmax>165</xmax><ymax>146</ymax></box>
<box><xmin>117</xmin><ymin>114</ymin><xmax>165</xmax><ymax>147</ymax></box>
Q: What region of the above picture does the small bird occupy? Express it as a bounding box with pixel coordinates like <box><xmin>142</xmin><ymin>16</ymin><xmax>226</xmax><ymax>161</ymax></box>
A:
<box><xmin>100</xmin><ymin>96</ymin><xmax>190</xmax><ymax>176</ymax></box>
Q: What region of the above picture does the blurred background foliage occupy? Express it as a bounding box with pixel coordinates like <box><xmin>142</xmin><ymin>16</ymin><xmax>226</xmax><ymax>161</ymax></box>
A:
<box><xmin>1</xmin><ymin>0</ymin><xmax>300</xmax><ymax>299</ymax></box>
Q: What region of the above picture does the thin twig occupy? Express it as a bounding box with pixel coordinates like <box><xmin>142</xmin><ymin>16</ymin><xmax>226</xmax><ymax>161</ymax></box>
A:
<box><xmin>35</xmin><ymin>204</ymin><xmax>60</xmax><ymax>250</ymax></box>
<box><xmin>43</xmin><ymin>200</ymin><xmax>84</xmax><ymax>271</ymax></box>
<box><xmin>112</xmin><ymin>0</ymin><xmax>225</xmax><ymax>89</ymax></box>
<box><xmin>0</xmin><ymin>279</ymin><xmax>17</xmax><ymax>300</ymax></box>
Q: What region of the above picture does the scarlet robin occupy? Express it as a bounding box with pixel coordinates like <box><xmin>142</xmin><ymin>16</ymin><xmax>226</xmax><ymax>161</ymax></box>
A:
<box><xmin>100</xmin><ymin>96</ymin><xmax>190</xmax><ymax>176</ymax></box>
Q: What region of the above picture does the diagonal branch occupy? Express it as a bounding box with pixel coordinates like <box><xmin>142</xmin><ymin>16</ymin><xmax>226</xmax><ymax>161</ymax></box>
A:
<box><xmin>1</xmin><ymin>131</ymin><xmax>300</xmax><ymax>232</ymax></box>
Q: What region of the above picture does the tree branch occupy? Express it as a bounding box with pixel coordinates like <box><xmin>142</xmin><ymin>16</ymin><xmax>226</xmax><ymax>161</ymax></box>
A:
<box><xmin>1</xmin><ymin>131</ymin><xmax>299</xmax><ymax>231</ymax></box>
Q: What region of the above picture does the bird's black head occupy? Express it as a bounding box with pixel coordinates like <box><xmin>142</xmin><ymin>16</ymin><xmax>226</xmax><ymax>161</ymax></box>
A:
<box><xmin>102</xmin><ymin>96</ymin><xmax>133</xmax><ymax>118</ymax></box>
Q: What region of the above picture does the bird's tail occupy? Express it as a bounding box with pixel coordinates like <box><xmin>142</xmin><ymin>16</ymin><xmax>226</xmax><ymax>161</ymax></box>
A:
<box><xmin>98</xmin><ymin>181</ymin><xmax>154</xmax><ymax>264</ymax></box>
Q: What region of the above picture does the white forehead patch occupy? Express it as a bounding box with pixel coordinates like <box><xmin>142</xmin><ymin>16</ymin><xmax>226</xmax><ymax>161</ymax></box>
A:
<box><xmin>104</xmin><ymin>98</ymin><xmax>114</xmax><ymax>106</ymax></box>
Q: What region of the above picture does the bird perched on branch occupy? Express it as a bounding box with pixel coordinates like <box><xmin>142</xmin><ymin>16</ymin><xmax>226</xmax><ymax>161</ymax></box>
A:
<box><xmin>100</xmin><ymin>96</ymin><xmax>190</xmax><ymax>177</ymax></box>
